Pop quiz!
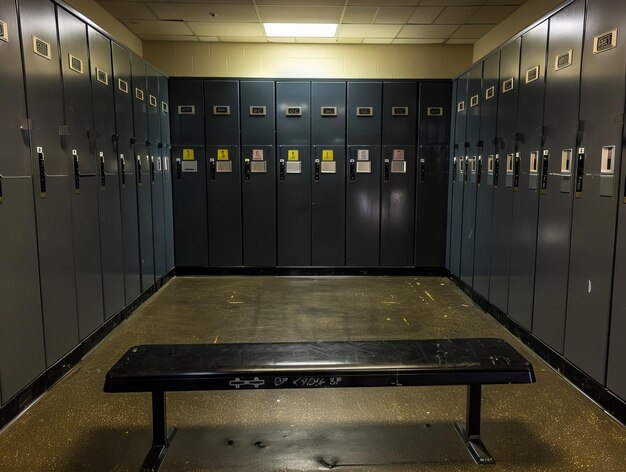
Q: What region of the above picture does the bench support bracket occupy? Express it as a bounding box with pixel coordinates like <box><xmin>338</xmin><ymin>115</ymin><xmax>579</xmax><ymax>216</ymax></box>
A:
<box><xmin>454</xmin><ymin>384</ymin><xmax>495</xmax><ymax>465</ymax></box>
<box><xmin>141</xmin><ymin>391</ymin><xmax>177</xmax><ymax>472</ymax></box>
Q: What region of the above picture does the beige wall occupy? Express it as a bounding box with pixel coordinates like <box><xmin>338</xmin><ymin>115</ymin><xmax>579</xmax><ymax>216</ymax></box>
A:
<box><xmin>473</xmin><ymin>0</ymin><xmax>566</xmax><ymax>62</ymax></box>
<box><xmin>142</xmin><ymin>41</ymin><xmax>473</xmax><ymax>79</ymax></box>
<box><xmin>64</xmin><ymin>0</ymin><xmax>142</xmax><ymax>55</ymax></box>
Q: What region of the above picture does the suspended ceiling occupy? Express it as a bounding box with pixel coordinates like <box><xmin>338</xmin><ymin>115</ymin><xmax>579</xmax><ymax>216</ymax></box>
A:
<box><xmin>98</xmin><ymin>0</ymin><xmax>529</xmax><ymax>44</ymax></box>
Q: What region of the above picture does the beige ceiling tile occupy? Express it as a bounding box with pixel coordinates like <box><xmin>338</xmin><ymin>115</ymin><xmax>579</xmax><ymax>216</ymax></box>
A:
<box><xmin>419</xmin><ymin>0</ymin><xmax>486</xmax><ymax>6</ymax></box>
<box><xmin>255</xmin><ymin>0</ymin><xmax>345</xmax><ymax>4</ymax></box>
<box><xmin>398</xmin><ymin>24</ymin><xmax>459</xmax><ymax>38</ymax></box>
<box><xmin>363</xmin><ymin>38</ymin><xmax>394</xmax><ymax>44</ymax></box>
<box><xmin>258</xmin><ymin>6</ymin><xmax>344</xmax><ymax>23</ymax></box>
<box><xmin>348</xmin><ymin>0</ymin><xmax>420</xmax><ymax>5</ymax></box>
<box><xmin>188</xmin><ymin>22</ymin><xmax>265</xmax><ymax>36</ymax></box>
<box><xmin>295</xmin><ymin>38</ymin><xmax>338</xmax><ymax>43</ymax></box>
<box><xmin>164</xmin><ymin>0</ymin><xmax>253</xmax><ymax>3</ymax></box>
<box><xmin>468</xmin><ymin>5</ymin><xmax>518</xmax><ymax>24</ymax></box>
<box><xmin>168</xmin><ymin>4</ymin><xmax>258</xmax><ymax>23</ymax></box>
<box><xmin>140</xmin><ymin>34</ymin><xmax>198</xmax><ymax>41</ymax></box>
<box><xmin>393</xmin><ymin>38</ymin><xmax>445</xmax><ymax>44</ymax></box>
<box><xmin>483</xmin><ymin>0</ymin><xmax>525</xmax><ymax>5</ymax></box>
<box><xmin>338</xmin><ymin>24</ymin><xmax>402</xmax><ymax>38</ymax></box>
<box><xmin>100</xmin><ymin>2</ymin><xmax>158</xmax><ymax>20</ymax></box>
<box><xmin>197</xmin><ymin>36</ymin><xmax>220</xmax><ymax>42</ymax></box>
<box><xmin>220</xmin><ymin>36</ymin><xmax>268</xmax><ymax>43</ymax></box>
<box><xmin>451</xmin><ymin>24</ymin><xmax>494</xmax><ymax>38</ymax></box>
<box><xmin>147</xmin><ymin>3</ymin><xmax>183</xmax><ymax>21</ymax></box>
<box><xmin>434</xmin><ymin>6</ymin><xmax>480</xmax><ymax>24</ymax></box>
<box><xmin>124</xmin><ymin>20</ymin><xmax>193</xmax><ymax>35</ymax></box>
<box><xmin>342</xmin><ymin>6</ymin><xmax>379</xmax><ymax>24</ymax></box>
<box><xmin>446</xmin><ymin>38</ymin><xmax>477</xmax><ymax>44</ymax></box>
<box><xmin>408</xmin><ymin>7</ymin><xmax>444</xmax><ymax>24</ymax></box>
<box><xmin>374</xmin><ymin>7</ymin><xmax>415</xmax><ymax>24</ymax></box>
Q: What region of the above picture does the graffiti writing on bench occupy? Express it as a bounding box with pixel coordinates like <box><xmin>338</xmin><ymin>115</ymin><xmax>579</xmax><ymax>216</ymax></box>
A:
<box><xmin>273</xmin><ymin>376</ymin><xmax>343</xmax><ymax>388</ymax></box>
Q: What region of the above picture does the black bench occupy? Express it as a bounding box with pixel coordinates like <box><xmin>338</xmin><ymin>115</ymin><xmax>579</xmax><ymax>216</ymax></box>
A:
<box><xmin>104</xmin><ymin>338</ymin><xmax>535</xmax><ymax>470</ymax></box>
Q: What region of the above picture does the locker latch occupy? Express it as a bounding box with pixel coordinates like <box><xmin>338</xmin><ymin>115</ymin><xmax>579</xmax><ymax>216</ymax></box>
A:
<box><xmin>463</xmin><ymin>156</ymin><xmax>469</xmax><ymax>182</ymax></box>
<box><xmin>349</xmin><ymin>159</ymin><xmax>356</xmax><ymax>181</ymax></box>
<box><xmin>476</xmin><ymin>156</ymin><xmax>482</xmax><ymax>186</ymax></box>
<box><xmin>452</xmin><ymin>157</ymin><xmax>457</xmax><ymax>182</ymax></box>
<box><xmin>493</xmin><ymin>155</ymin><xmax>500</xmax><ymax>187</ymax></box>
<box><xmin>0</xmin><ymin>174</ymin><xmax>3</xmax><ymax>204</ymax></box>
<box><xmin>384</xmin><ymin>159</ymin><xmax>390</xmax><ymax>181</ymax></box>
<box><xmin>244</xmin><ymin>158</ymin><xmax>251</xmax><ymax>181</ymax></box>
<box><xmin>150</xmin><ymin>156</ymin><xmax>155</xmax><ymax>182</ymax></box>
<box><xmin>513</xmin><ymin>152</ymin><xmax>521</xmax><ymax>189</ymax></box>
<box><xmin>176</xmin><ymin>158</ymin><xmax>182</xmax><ymax>180</ymax></box>
<box><xmin>279</xmin><ymin>159</ymin><xmax>286</xmax><ymax>181</ymax></box>
<box><xmin>100</xmin><ymin>152</ymin><xmax>106</xmax><ymax>188</ymax></box>
<box><xmin>73</xmin><ymin>150</ymin><xmax>80</xmax><ymax>192</ymax></box>
<box><xmin>314</xmin><ymin>159</ymin><xmax>320</xmax><ymax>181</ymax></box>
<box><xmin>575</xmin><ymin>147</ymin><xmax>585</xmax><ymax>198</ymax></box>
<box><xmin>137</xmin><ymin>155</ymin><xmax>142</xmax><ymax>185</ymax></box>
<box><xmin>37</xmin><ymin>147</ymin><xmax>46</xmax><ymax>198</ymax></box>
<box><xmin>209</xmin><ymin>158</ymin><xmax>216</xmax><ymax>181</ymax></box>
<box><xmin>541</xmin><ymin>151</ymin><xmax>549</xmax><ymax>192</ymax></box>
<box><xmin>419</xmin><ymin>158</ymin><xmax>426</xmax><ymax>182</ymax></box>
<box><xmin>120</xmin><ymin>155</ymin><xmax>126</xmax><ymax>186</ymax></box>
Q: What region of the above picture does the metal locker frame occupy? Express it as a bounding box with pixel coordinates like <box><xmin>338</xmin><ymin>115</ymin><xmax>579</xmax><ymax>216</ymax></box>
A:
<box><xmin>159</xmin><ymin>75</ymin><xmax>175</xmax><ymax>273</ymax></box>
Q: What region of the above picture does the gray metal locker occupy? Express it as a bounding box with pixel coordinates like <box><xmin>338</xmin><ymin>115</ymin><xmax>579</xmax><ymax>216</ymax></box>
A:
<box><xmin>489</xmin><ymin>38</ymin><xmax>521</xmax><ymax>312</ymax></box>
<box><xmin>311</xmin><ymin>81</ymin><xmax>346</xmax><ymax>266</ymax></box>
<box><xmin>111</xmin><ymin>42</ymin><xmax>141</xmax><ymax>303</ymax></box>
<box><xmin>147</xmin><ymin>65</ymin><xmax>166</xmax><ymax>279</ymax></box>
<box><xmin>204</xmin><ymin>80</ymin><xmax>243</xmax><ymax>266</ymax></box>
<box><xmin>446</xmin><ymin>83</ymin><xmax>458</xmax><ymax>271</ymax></box>
<box><xmin>346</xmin><ymin>81</ymin><xmax>382</xmax><ymax>267</ymax></box>
<box><xmin>159</xmin><ymin>75</ymin><xmax>175</xmax><ymax>273</ymax></box>
<box><xmin>508</xmin><ymin>21</ymin><xmax>549</xmax><ymax>331</ymax></box>
<box><xmin>0</xmin><ymin>0</ymin><xmax>46</xmax><ymax>404</ymax></box>
<box><xmin>19</xmin><ymin>0</ymin><xmax>80</xmax><ymax>366</ymax></box>
<box><xmin>170</xmin><ymin>79</ymin><xmax>208</xmax><ymax>267</ymax></box>
<box><xmin>381</xmin><ymin>81</ymin><xmax>417</xmax><ymax>267</ymax></box>
<box><xmin>473</xmin><ymin>53</ymin><xmax>500</xmax><ymax>299</ymax></box>
<box><xmin>131</xmin><ymin>54</ymin><xmax>155</xmax><ymax>290</ymax></box>
<box><xmin>276</xmin><ymin>81</ymin><xmax>312</xmax><ymax>266</ymax></box>
<box><xmin>89</xmin><ymin>26</ymin><xmax>125</xmax><ymax>321</ymax></box>
<box><xmin>57</xmin><ymin>8</ymin><xmax>105</xmax><ymax>340</ymax></box>
<box><xmin>416</xmin><ymin>81</ymin><xmax>451</xmax><ymax>268</ymax></box>
<box><xmin>533</xmin><ymin>0</ymin><xmax>585</xmax><ymax>352</ymax></box>
<box><xmin>450</xmin><ymin>75</ymin><xmax>468</xmax><ymax>278</ymax></box>
<box><xmin>460</xmin><ymin>65</ymin><xmax>482</xmax><ymax>285</ymax></box>
<box><xmin>240</xmin><ymin>81</ymin><xmax>276</xmax><ymax>267</ymax></box>
<box><xmin>564</xmin><ymin>0</ymin><xmax>626</xmax><ymax>383</ymax></box>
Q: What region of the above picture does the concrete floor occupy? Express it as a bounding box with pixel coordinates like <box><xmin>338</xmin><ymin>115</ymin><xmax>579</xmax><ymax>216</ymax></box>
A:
<box><xmin>0</xmin><ymin>276</ymin><xmax>624</xmax><ymax>471</ymax></box>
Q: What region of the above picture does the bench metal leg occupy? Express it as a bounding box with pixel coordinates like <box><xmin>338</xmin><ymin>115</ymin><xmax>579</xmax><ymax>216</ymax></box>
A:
<box><xmin>454</xmin><ymin>384</ymin><xmax>495</xmax><ymax>465</ymax></box>
<box><xmin>141</xmin><ymin>391</ymin><xmax>178</xmax><ymax>472</ymax></box>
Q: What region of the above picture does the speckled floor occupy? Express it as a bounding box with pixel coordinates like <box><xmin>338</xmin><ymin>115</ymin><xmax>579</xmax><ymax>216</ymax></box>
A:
<box><xmin>0</xmin><ymin>276</ymin><xmax>624</xmax><ymax>471</ymax></box>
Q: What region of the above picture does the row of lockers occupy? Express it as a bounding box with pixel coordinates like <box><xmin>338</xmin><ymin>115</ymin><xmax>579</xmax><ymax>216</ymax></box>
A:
<box><xmin>0</xmin><ymin>0</ymin><xmax>173</xmax><ymax>405</ymax></box>
<box><xmin>448</xmin><ymin>0</ymin><xmax>625</xmax><ymax>401</ymax></box>
<box><xmin>170</xmin><ymin>79</ymin><xmax>451</xmax><ymax>268</ymax></box>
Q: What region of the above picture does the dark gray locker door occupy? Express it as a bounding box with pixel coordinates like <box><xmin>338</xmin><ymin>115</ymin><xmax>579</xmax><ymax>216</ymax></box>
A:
<box><xmin>381</xmin><ymin>82</ymin><xmax>417</xmax><ymax>267</ymax></box>
<box><xmin>473</xmin><ymin>52</ymin><xmax>500</xmax><ymax>299</ymax></box>
<box><xmin>460</xmin><ymin>65</ymin><xmax>482</xmax><ymax>285</ymax></box>
<box><xmin>131</xmin><ymin>55</ymin><xmax>154</xmax><ymax>290</ymax></box>
<box><xmin>89</xmin><ymin>26</ymin><xmax>125</xmax><ymax>320</ymax></box>
<box><xmin>276</xmin><ymin>82</ymin><xmax>311</xmax><ymax>266</ymax></box>
<box><xmin>169</xmin><ymin>79</ymin><xmax>207</xmax><ymax>266</ymax></box>
<box><xmin>533</xmin><ymin>0</ymin><xmax>584</xmax><ymax>353</ymax></box>
<box><xmin>312</xmin><ymin>81</ymin><xmax>346</xmax><ymax>266</ymax></box>
<box><xmin>564</xmin><ymin>0</ymin><xmax>626</xmax><ymax>383</ymax></box>
<box><xmin>508</xmin><ymin>21</ymin><xmax>549</xmax><ymax>330</ymax></box>
<box><xmin>205</xmin><ymin>81</ymin><xmax>242</xmax><ymax>266</ymax></box>
<box><xmin>446</xmin><ymin>83</ymin><xmax>458</xmax><ymax>270</ymax></box>
<box><xmin>415</xmin><ymin>145</ymin><xmax>449</xmax><ymax>267</ymax></box>
<box><xmin>159</xmin><ymin>75</ymin><xmax>175</xmax><ymax>272</ymax></box>
<box><xmin>111</xmin><ymin>42</ymin><xmax>140</xmax><ymax>303</ymax></box>
<box><xmin>490</xmin><ymin>38</ymin><xmax>521</xmax><ymax>312</ymax></box>
<box><xmin>20</xmin><ymin>0</ymin><xmax>79</xmax><ymax>366</ymax></box>
<box><xmin>346</xmin><ymin>82</ymin><xmax>382</xmax><ymax>266</ymax></box>
<box><xmin>0</xmin><ymin>0</ymin><xmax>46</xmax><ymax>404</ymax></box>
<box><xmin>240</xmin><ymin>81</ymin><xmax>276</xmax><ymax>266</ymax></box>
<box><xmin>56</xmin><ymin>9</ymin><xmax>104</xmax><ymax>339</ymax></box>
<box><xmin>418</xmin><ymin>81</ymin><xmax>451</xmax><ymax>146</ymax></box>
<box><xmin>450</xmin><ymin>75</ymin><xmax>468</xmax><ymax>277</ymax></box>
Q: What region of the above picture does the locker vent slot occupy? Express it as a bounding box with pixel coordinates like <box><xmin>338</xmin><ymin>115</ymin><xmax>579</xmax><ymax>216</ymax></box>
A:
<box><xmin>601</xmin><ymin>146</ymin><xmax>615</xmax><ymax>174</ymax></box>
<box><xmin>161</xmin><ymin>101</ymin><xmax>168</xmax><ymax>113</ymax></box>
<box><xmin>502</xmin><ymin>78</ymin><xmax>514</xmax><ymax>93</ymax></box>
<box><xmin>249</xmin><ymin>106</ymin><xmax>266</xmax><ymax>116</ymax></box>
<box><xmin>555</xmin><ymin>50</ymin><xmax>573</xmax><ymax>71</ymax></box>
<box><xmin>456</xmin><ymin>101</ymin><xmax>465</xmax><ymax>112</ymax></box>
<box><xmin>427</xmin><ymin>107</ymin><xmax>443</xmax><ymax>116</ymax></box>
<box><xmin>285</xmin><ymin>106</ymin><xmax>302</xmax><ymax>117</ymax></box>
<box><xmin>178</xmin><ymin>105</ymin><xmax>195</xmax><ymax>115</ymax></box>
<box><xmin>356</xmin><ymin>107</ymin><xmax>373</xmax><ymax>117</ymax></box>
<box><xmin>135</xmin><ymin>88</ymin><xmax>144</xmax><ymax>101</ymax></box>
<box><xmin>0</xmin><ymin>20</ymin><xmax>7</xmax><ymax>42</ymax></box>
<box><xmin>96</xmin><ymin>68</ymin><xmax>109</xmax><ymax>85</ymax></box>
<box><xmin>69</xmin><ymin>54</ymin><xmax>83</xmax><ymax>74</ymax></box>
<box><xmin>118</xmin><ymin>78</ymin><xmax>129</xmax><ymax>94</ymax></box>
<box><xmin>33</xmin><ymin>36</ymin><xmax>51</xmax><ymax>60</ymax></box>
<box><xmin>530</xmin><ymin>151</ymin><xmax>539</xmax><ymax>173</ymax></box>
<box><xmin>525</xmin><ymin>66</ymin><xmax>540</xmax><ymax>84</ymax></box>
<box><xmin>561</xmin><ymin>149</ymin><xmax>572</xmax><ymax>173</ymax></box>
<box><xmin>321</xmin><ymin>106</ymin><xmax>337</xmax><ymax>117</ymax></box>
<box><xmin>485</xmin><ymin>86</ymin><xmax>495</xmax><ymax>100</ymax></box>
<box><xmin>593</xmin><ymin>29</ymin><xmax>617</xmax><ymax>54</ymax></box>
<box><xmin>392</xmin><ymin>106</ymin><xmax>409</xmax><ymax>116</ymax></box>
<box><xmin>149</xmin><ymin>95</ymin><xmax>157</xmax><ymax>107</ymax></box>
<box><xmin>470</xmin><ymin>95</ymin><xmax>479</xmax><ymax>107</ymax></box>
<box><xmin>213</xmin><ymin>105</ymin><xmax>230</xmax><ymax>115</ymax></box>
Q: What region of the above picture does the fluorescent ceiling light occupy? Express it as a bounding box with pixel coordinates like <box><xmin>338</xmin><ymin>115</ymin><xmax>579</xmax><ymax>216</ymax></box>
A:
<box><xmin>264</xmin><ymin>23</ymin><xmax>337</xmax><ymax>38</ymax></box>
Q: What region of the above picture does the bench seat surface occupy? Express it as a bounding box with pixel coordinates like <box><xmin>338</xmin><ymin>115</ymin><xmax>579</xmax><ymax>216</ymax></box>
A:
<box><xmin>104</xmin><ymin>338</ymin><xmax>535</xmax><ymax>392</ymax></box>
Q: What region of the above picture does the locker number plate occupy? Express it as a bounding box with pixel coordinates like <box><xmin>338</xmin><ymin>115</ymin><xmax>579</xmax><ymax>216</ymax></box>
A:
<box><xmin>286</xmin><ymin>106</ymin><xmax>302</xmax><ymax>117</ymax></box>
<box><xmin>594</xmin><ymin>29</ymin><xmax>617</xmax><ymax>54</ymax></box>
<box><xmin>392</xmin><ymin>107</ymin><xmax>409</xmax><ymax>116</ymax></box>
<box><xmin>96</xmin><ymin>68</ymin><xmax>109</xmax><ymax>85</ymax></box>
<box><xmin>555</xmin><ymin>50</ymin><xmax>573</xmax><ymax>71</ymax></box>
<box><xmin>321</xmin><ymin>106</ymin><xmax>337</xmax><ymax>117</ymax></box>
<box><xmin>470</xmin><ymin>95</ymin><xmax>479</xmax><ymax>107</ymax></box>
<box><xmin>162</xmin><ymin>101</ymin><xmax>169</xmax><ymax>113</ymax></box>
<box><xmin>525</xmin><ymin>66</ymin><xmax>539</xmax><ymax>84</ymax></box>
<box><xmin>33</xmin><ymin>36</ymin><xmax>51</xmax><ymax>60</ymax></box>
<box><xmin>69</xmin><ymin>54</ymin><xmax>84</xmax><ymax>74</ymax></box>
<box><xmin>250</xmin><ymin>106</ymin><xmax>266</xmax><ymax>116</ymax></box>
<box><xmin>485</xmin><ymin>86</ymin><xmax>495</xmax><ymax>100</ymax></box>
<box><xmin>356</xmin><ymin>107</ymin><xmax>373</xmax><ymax>117</ymax></box>
<box><xmin>213</xmin><ymin>105</ymin><xmax>230</xmax><ymax>115</ymax></box>
<box><xmin>457</xmin><ymin>101</ymin><xmax>465</xmax><ymax>112</ymax></box>
<box><xmin>502</xmin><ymin>78</ymin><xmax>514</xmax><ymax>93</ymax></box>
<box><xmin>0</xmin><ymin>20</ymin><xmax>7</xmax><ymax>42</ymax></box>
<box><xmin>427</xmin><ymin>107</ymin><xmax>443</xmax><ymax>116</ymax></box>
<box><xmin>118</xmin><ymin>78</ymin><xmax>129</xmax><ymax>94</ymax></box>
<box><xmin>135</xmin><ymin>88</ymin><xmax>145</xmax><ymax>101</ymax></box>
<box><xmin>149</xmin><ymin>95</ymin><xmax>158</xmax><ymax>107</ymax></box>
<box><xmin>178</xmin><ymin>105</ymin><xmax>195</xmax><ymax>115</ymax></box>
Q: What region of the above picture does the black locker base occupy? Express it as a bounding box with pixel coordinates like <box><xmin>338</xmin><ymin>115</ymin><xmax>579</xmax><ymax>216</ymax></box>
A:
<box><xmin>175</xmin><ymin>266</ymin><xmax>448</xmax><ymax>277</ymax></box>
<box><xmin>449</xmin><ymin>275</ymin><xmax>626</xmax><ymax>426</ymax></box>
<box><xmin>0</xmin><ymin>270</ymin><xmax>175</xmax><ymax>431</ymax></box>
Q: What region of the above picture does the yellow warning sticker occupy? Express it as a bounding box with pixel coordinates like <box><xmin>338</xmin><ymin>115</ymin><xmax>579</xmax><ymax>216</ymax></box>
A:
<box><xmin>322</xmin><ymin>150</ymin><xmax>334</xmax><ymax>161</ymax></box>
<box><xmin>288</xmin><ymin>150</ymin><xmax>299</xmax><ymax>161</ymax></box>
<box><xmin>217</xmin><ymin>149</ymin><xmax>229</xmax><ymax>161</ymax></box>
<box><xmin>182</xmin><ymin>149</ymin><xmax>195</xmax><ymax>160</ymax></box>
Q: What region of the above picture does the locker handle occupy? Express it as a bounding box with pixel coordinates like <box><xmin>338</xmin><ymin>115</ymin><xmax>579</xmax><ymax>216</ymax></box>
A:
<box><xmin>38</xmin><ymin>148</ymin><xmax>47</xmax><ymax>197</ymax></box>
<box><xmin>476</xmin><ymin>156</ymin><xmax>482</xmax><ymax>186</ymax></box>
<box><xmin>314</xmin><ymin>159</ymin><xmax>320</xmax><ymax>181</ymax></box>
<box><xmin>513</xmin><ymin>154</ymin><xmax>521</xmax><ymax>189</ymax></box>
<box><xmin>349</xmin><ymin>159</ymin><xmax>356</xmax><ymax>181</ymax></box>
<box><xmin>150</xmin><ymin>156</ymin><xmax>155</xmax><ymax>182</ymax></box>
<box><xmin>493</xmin><ymin>155</ymin><xmax>500</xmax><ymax>187</ymax></box>
<box><xmin>130</xmin><ymin>137</ymin><xmax>136</xmax><ymax>145</ymax></box>
<box><xmin>463</xmin><ymin>157</ymin><xmax>469</xmax><ymax>182</ymax></box>
<box><xmin>541</xmin><ymin>153</ymin><xmax>549</xmax><ymax>192</ymax></box>
<box><xmin>244</xmin><ymin>158</ymin><xmax>251</xmax><ymax>181</ymax></box>
<box><xmin>0</xmin><ymin>174</ymin><xmax>3</xmax><ymax>204</ymax></box>
<box><xmin>100</xmin><ymin>153</ymin><xmax>106</xmax><ymax>188</ymax></box>
<box><xmin>158</xmin><ymin>142</ymin><xmax>163</xmax><ymax>149</ymax></box>
<box><xmin>112</xmin><ymin>134</ymin><xmax>119</xmax><ymax>143</ymax></box>
<box><xmin>120</xmin><ymin>156</ymin><xmax>126</xmax><ymax>186</ymax></box>
<box><xmin>137</xmin><ymin>155</ymin><xmax>142</xmax><ymax>185</ymax></box>
<box><xmin>73</xmin><ymin>151</ymin><xmax>80</xmax><ymax>191</ymax></box>
<box><xmin>419</xmin><ymin>158</ymin><xmax>426</xmax><ymax>182</ymax></box>
<box><xmin>279</xmin><ymin>159</ymin><xmax>286</xmax><ymax>181</ymax></box>
<box><xmin>209</xmin><ymin>158</ymin><xmax>216</xmax><ymax>181</ymax></box>
<box><xmin>623</xmin><ymin>174</ymin><xmax>626</xmax><ymax>203</ymax></box>
<box><xmin>575</xmin><ymin>148</ymin><xmax>585</xmax><ymax>198</ymax></box>
<box><xmin>146</xmin><ymin>140</ymin><xmax>151</xmax><ymax>147</ymax></box>
<box><xmin>452</xmin><ymin>157</ymin><xmax>457</xmax><ymax>182</ymax></box>
<box><xmin>176</xmin><ymin>158</ymin><xmax>182</xmax><ymax>180</ymax></box>
<box><xmin>384</xmin><ymin>159</ymin><xmax>390</xmax><ymax>181</ymax></box>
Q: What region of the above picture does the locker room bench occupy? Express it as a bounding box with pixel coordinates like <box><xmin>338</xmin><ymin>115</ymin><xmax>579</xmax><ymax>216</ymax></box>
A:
<box><xmin>104</xmin><ymin>338</ymin><xmax>535</xmax><ymax>470</ymax></box>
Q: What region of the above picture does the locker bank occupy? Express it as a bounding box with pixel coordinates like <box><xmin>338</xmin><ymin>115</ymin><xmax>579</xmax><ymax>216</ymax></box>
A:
<box><xmin>0</xmin><ymin>0</ymin><xmax>624</xmax><ymax>470</ymax></box>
